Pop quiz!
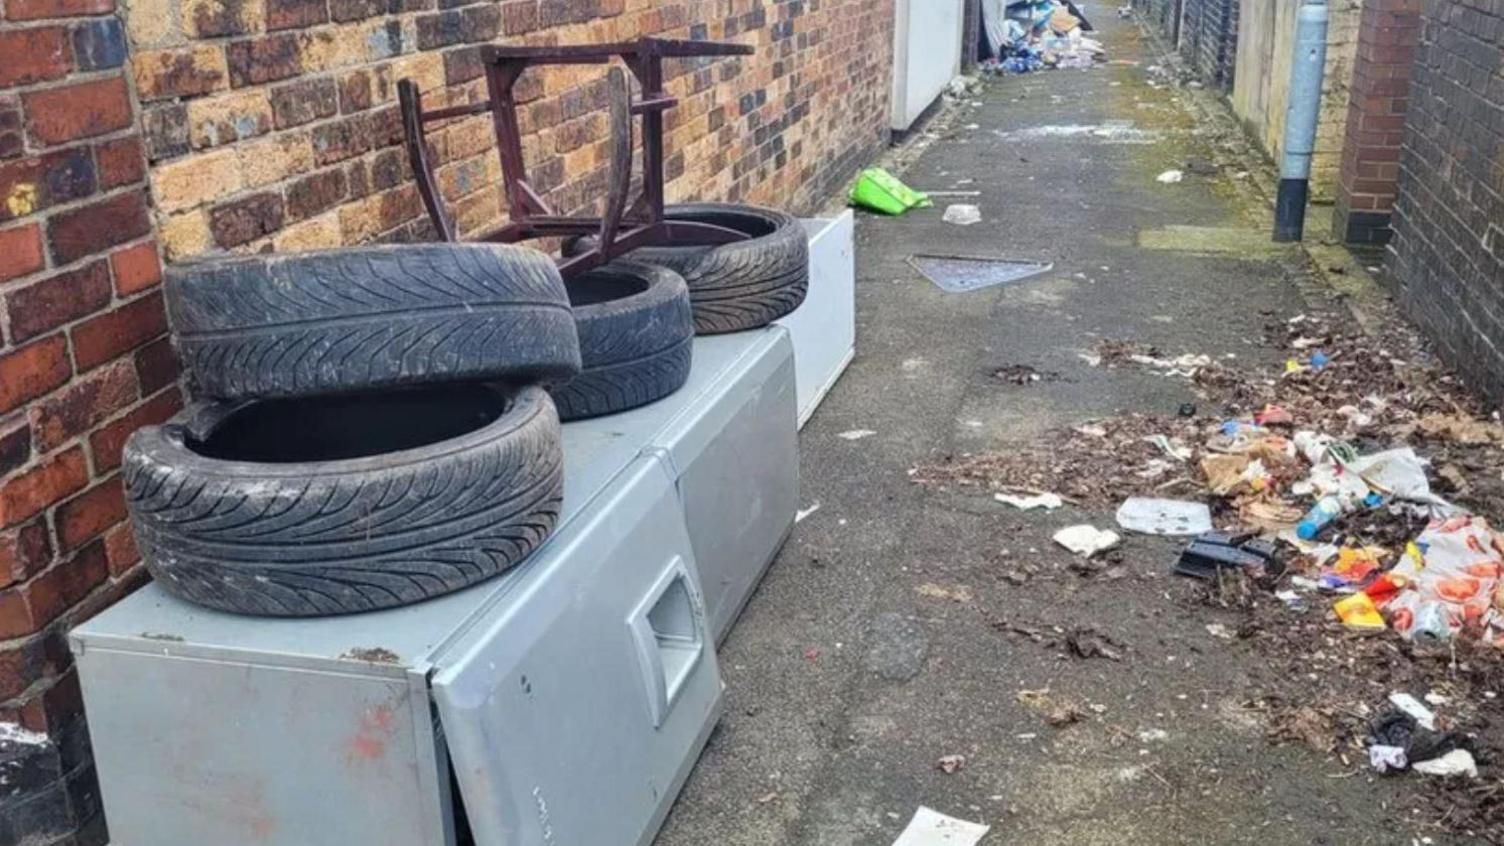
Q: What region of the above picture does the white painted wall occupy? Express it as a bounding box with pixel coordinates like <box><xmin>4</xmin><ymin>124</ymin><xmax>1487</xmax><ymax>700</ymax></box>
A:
<box><xmin>891</xmin><ymin>0</ymin><xmax>965</xmax><ymax>131</ymax></box>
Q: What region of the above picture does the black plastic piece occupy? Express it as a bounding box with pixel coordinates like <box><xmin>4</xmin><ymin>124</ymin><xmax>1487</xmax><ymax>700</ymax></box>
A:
<box><xmin>1175</xmin><ymin>532</ymin><xmax>1283</xmax><ymax>580</ymax></box>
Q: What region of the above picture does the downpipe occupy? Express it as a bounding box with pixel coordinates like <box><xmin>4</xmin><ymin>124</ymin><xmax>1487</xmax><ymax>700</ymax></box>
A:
<box><xmin>1274</xmin><ymin>0</ymin><xmax>1329</xmax><ymax>242</ymax></box>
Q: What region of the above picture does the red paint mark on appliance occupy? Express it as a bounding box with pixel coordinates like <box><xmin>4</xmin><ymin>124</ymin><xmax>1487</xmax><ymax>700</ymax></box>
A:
<box><xmin>347</xmin><ymin>704</ymin><xmax>396</xmax><ymax>763</ymax></box>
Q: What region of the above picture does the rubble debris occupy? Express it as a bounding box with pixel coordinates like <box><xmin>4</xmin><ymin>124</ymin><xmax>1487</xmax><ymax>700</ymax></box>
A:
<box><xmin>1115</xmin><ymin>497</ymin><xmax>1213</xmax><ymax>536</ymax></box>
<box><xmin>942</xmin><ymin>204</ymin><xmax>983</xmax><ymax>226</ymax></box>
<box><xmin>1065</xmin><ymin>626</ymin><xmax>1123</xmax><ymax>661</ymax></box>
<box><xmin>891</xmin><ymin>807</ymin><xmax>990</xmax><ymax>846</ymax></box>
<box><xmin>1017</xmin><ymin>688</ymin><xmax>1085</xmax><ymax>726</ymax></box>
<box><xmin>994</xmin><ymin>492</ymin><xmax>1064</xmax><ymax>510</ymax></box>
<box><xmin>1174</xmin><ymin>532</ymin><xmax>1281</xmax><ymax>581</ymax></box>
<box><xmin>838</xmin><ymin>429</ymin><xmax>878</xmax><ymax>441</ymax></box>
<box><xmin>934</xmin><ymin>753</ymin><xmax>967</xmax><ymax>774</ymax></box>
<box><xmin>1053</xmin><ymin>525</ymin><xmax>1121</xmax><ymax>556</ymax></box>
<box><xmin>1156</xmin><ymin>170</ymin><xmax>1184</xmax><ymax>184</ymax></box>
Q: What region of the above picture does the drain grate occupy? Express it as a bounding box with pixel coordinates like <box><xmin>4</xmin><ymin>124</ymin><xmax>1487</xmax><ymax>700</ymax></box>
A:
<box><xmin>908</xmin><ymin>254</ymin><xmax>1055</xmax><ymax>293</ymax></box>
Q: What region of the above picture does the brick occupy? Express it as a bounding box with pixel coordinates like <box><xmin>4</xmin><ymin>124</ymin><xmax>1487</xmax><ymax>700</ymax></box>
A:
<box><xmin>54</xmin><ymin>477</ymin><xmax>125</xmax><ymax>551</ymax></box>
<box><xmin>0</xmin><ymin>223</ymin><xmax>45</xmax><ymax>284</ymax></box>
<box><xmin>0</xmin><ymin>626</ymin><xmax>64</xmax><ymax>700</ymax></box>
<box><xmin>5</xmin><ymin>259</ymin><xmax>112</xmax><ymax>343</ymax></box>
<box><xmin>131</xmin><ymin>46</ymin><xmax>229</xmax><ymax>101</ymax></box>
<box><xmin>94</xmin><ymin>136</ymin><xmax>145</xmax><ymax>189</ymax></box>
<box><xmin>0</xmin><ymin>425</ymin><xmax>29</xmax><ymax>478</ymax></box>
<box><xmin>337</xmin><ymin>68</ymin><xmax>377</xmax><ymax>113</ymax></box>
<box><xmin>0</xmin><ymin>335</ymin><xmax>70</xmax><ymax>414</ymax></box>
<box><xmin>0</xmin><ymin>99</ymin><xmax>22</xmax><ymax>160</ymax></box>
<box><xmin>4</xmin><ymin>0</ymin><xmax>113</xmax><ymax>20</ymax></box>
<box><xmin>310</xmin><ymin>114</ymin><xmax>372</xmax><ymax>166</ymax></box>
<box><xmin>186</xmin><ymin>89</ymin><xmax>274</xmax><ymax>150</ymax></box>
<box><xmin>109</xmin><ymin>241</ymin><xmax>161</xmax><ymax>295</ymax></box>
<box><xmin>0</xmin><ymin>26</ymin><xmax>71</xmax><ymax>89</ymax></box>
<box><xmin>12</xmin><ymin>541</ymin><xmax>110</xmax><ymax>637</ymax></box>
<box><xmin>0</xmin><ymin>521</ymin><xmax>51</xmax><ymax>591</ymax></box>
<box><xmin>0</xmin><ymin>447</ymin><xmax>86</xmax><ymax>529</ymax></box>
<box><xmin>88</xmin><ymin>385</ymin><xmax>181</xmax><ymax>471</ymax></box>
<box><xmin>186</xmin><ymin>0</ymin><xmax>263</xmax><ymax>38</ymax></box>
<box><xmin>273</xmin><ymin>211</ymin><xmax>343</xmax><ymax>250</ymax></box>
<box><xmin>151</xmin><ymin>147</ymin><xmax>243</xmax><ymax>213</ymax></box>
<box><xmin>46</xmin><ymin>189</ymin><xmax>150</xmax><ymax>266</ymax></box>
<box><xmin>28</xmin><ymin>359</ymin><xmax>138</xmax><ymax>452</ymax></box>
<box><xmin>70</xmin><ymin>290</ymin><xmax>167</xmax><ymax>371</ymax></box>
<box><xmin>329</xmin><ymin>0</ymin><xmax>387</xmax><ymax>21</ymax></box>
<box><xmin>158</xmin><ymin>209</ymin><xmax>211</xmax><ymax>261</ymax></box>
<box><xmin>208</xmin><ymin>191</ymin><xmax>284</xmax><ymax>247</ymax></box>
<box><xmin>271</xmin><ymin>77</ymin><xmax>339</xmax><ymax>129</ymax></box>
<box><xmin>0</xmin><ymin>146</ymin><xmax>97</xmax><ymax>223</ymax></box>
<box><xmin>101</xmin><ymin>521</ymin><xmax>137</xmax><ymax>575</ymax></box>
<box><xmin>71</xmin><ymin>17</ymin><xmax>126</xmax><ymax>71</ymax></box>
<box><xmin>141</xmin><ymin>103</ymin><xmax>190</xmax><ymax>162</ymax></box>
<box><xmin>285</xmin><ymin>167</ymin><xmax>347</xmax><ymax>221</ymax></box>
<box><xmin>133</xmin><ymin>337</ymin><xmax>179</xmax><ymax>393</ymax></box>
<box><xmin>226</xmin><ymin>34</ymin><xmax>302</xmax><ymax>88</ymax></box>
<box><xmin>21</xmin><ymin>76</ymin><xmax>131</xmax><ymax>146</ymax></box>
<box><xmin>267</xmin><ymin>0</ymin><xmax>328</xmax><ymax>29</ymax></box>
<box><xmin>502</xmin><ymin>0</ymin><xmax>538</xmax><ymax>34</ymax></box>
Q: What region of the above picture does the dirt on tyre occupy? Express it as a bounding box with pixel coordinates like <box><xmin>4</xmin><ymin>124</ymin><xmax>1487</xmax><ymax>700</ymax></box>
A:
<box><xmin>551</xmin><ymin>261</ymin><xmax>694</xmax><ymax>421</ymax></box>
<box><xmin>569</xmin><ymin>203</ymin><xmax>809</xmax><ymax>334</ymax></box>
<box><xmin>166</xmin><ymin>244</ymin><xmax>582</xmax><ymax>400</ymax></box>
<box><xmin>123</xmin><ymin>384</ymin><xmax>563</xmax><ymax>616</ymax></box>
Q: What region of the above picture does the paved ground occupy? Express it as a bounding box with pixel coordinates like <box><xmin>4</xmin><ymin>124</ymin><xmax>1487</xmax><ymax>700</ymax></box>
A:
<box><xmin>656</xmin><ymin>16</ymin><xmax>1453</xmax><ymax>846</ymax></box>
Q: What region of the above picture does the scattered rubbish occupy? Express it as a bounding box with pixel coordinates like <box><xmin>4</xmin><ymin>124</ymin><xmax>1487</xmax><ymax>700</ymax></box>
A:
<box><xmin>995</xmin><ymin>364</ymin><xmax>1060</xmax><ymax>385</ymax></box>
<box><xmin>1389</xmin><ymin>516</ymin><xmax>1503</xmax><ymax>644</ymax></box>
<box><xmin>934</xmin><ymin>754</ymin><xmax>967</xmax><ymax>774</ymax></box>
<box><xmin>1295</xmin><ymin>496</ymin><xmax>1343</xmax><ymax>540</ymax></box>
<box><xmin>1137</xmin><ymin>728</ymin><xmax>1169</xmax><ymax>742</ymax></box>
<box><xmin>981</xmin><ymin>0</ymin><xmax>1106</xmax><ymax>75</ymax></box>
<box><xmin>1156</xmin><ymin>170</ymin><xmax>1184</xmax><ymax>184</ymax></box>
<box><xmin>1412</xmin><ymin>749</ymin><xmax>1478</xmax><ymax>778</ymax></box>
<box><xmin>909</xmin><ymin>254</ymin><xmax>1055</xmax><ymax>294</ymax></box>
<box><xmin>1177</xmin><ymin>403</ymin><xmax>1197</xmax><ymax>418</ymax></box>
<box><xmin>994</xmin><ymin>492</ymin><xmax>1063</xmax><ymax>510</ymax></box>
<box><xmin>1115</xmin><ymin>497</ymin><xmax>1212</xmax><ymax>536</ymax></box>
<box><xmin>1334</xmin><ymin>593</ymin><xmax>1385</xmax><ymax>630</ymax></box>
<box><xmin>1174</xmin><ymin>532</ymin><xmax>1281</xmax><ymax>580</ymax></box>
<box><xmin>1144</xmin><ymin>434</ymin><xmax>1192</xmax><ymax>462</ymax></box>
<box><xmin>838</xmin><ymin>429</ymin><xmax>877</xmax><ymax>441</ymax></box>
<box><xmin>1368</xmin><ymin>744</ymin><xmax>1408</xmax><ymax>773</ymax></box>
<box><xmin>891</xmin><ymin>807</ymin><xmax>990</xmax><ymax>846</ymax></box>
<box><xmin>1387</xmin><ymin>692</ymin><xmax>1437</xmax><ymax>731</ymax></box>
<box><xmin>849</xmin><ymin>168</ymin><xmax>932</xmax><ymax>215</ymax></box>
<box><xmin>1053</xmin><ymin>525</ymin><xmax>1121</xmax><ymax>557</ymax></box>
<box><xmin>1065</xmin><ymin>625</ymin><xmax>1123</xmax><ymax>661</ymax></box>
<box><xmin>942</xmin><ymin>204</ymin><xmax>983</xmax><ymax>226</ymax></box>
<box><xmin>1204</xmin><ymin>622</ymin><xmax>1232</xmax><ymax>639</ymax></box>
<box><xmin>803</xmin><ymin>647</ymin><xmax>820</xmax><ymax>661</ymax></box>
<box><xmin>795</xmin><ymin>503</ymin><xmax>821</xmax><ymax>523</ymax></box>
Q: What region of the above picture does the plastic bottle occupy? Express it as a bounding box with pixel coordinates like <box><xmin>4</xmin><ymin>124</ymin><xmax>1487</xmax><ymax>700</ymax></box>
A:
<box><xmin>1296</xmin><ymin>496</ymin><xmax>1343</xmax><ymax>541</ymax></box>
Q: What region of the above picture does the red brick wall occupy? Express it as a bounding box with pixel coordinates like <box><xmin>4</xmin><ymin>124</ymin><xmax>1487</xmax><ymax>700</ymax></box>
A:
<box><xmin>129</xmin><ymin>0</ymin><xmax>897</xmax><ymax>258</ymax></box>
<box><xmin>1333</xmin><ymin>0</ymin><xmax>1421</xmax><ymax>245</ymax></box>
<box><xmin>0</xmin><ymin>0</ymin><xmax>183</xmax><ymax>840</ymax></box>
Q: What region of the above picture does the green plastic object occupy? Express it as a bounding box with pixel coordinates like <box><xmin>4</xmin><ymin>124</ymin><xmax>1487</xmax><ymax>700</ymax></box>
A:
<box><xmin>848</xmin><ymin>168</ymin><xmax>932</xmax><ymax>215</ymax></box>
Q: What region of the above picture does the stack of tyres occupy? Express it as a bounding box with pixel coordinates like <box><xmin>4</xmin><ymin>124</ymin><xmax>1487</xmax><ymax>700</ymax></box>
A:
<box><xmin>123</xmin><ymin>244</ymin><xmax>585</xmax><ymax>616</ymax></box>
<box><xmin>565</xmin><ymin>203</ymin><xmax>811</xmax><ymax>336</ymax></box>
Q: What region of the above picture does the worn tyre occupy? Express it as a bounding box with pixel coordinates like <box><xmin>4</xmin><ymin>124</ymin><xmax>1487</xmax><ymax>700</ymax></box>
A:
<box><xmin>123</xmin><ymin>384</ymin><xmax>563</xmax><ymax>617</ymax></box>
<box><xmin>166</xmin><ymin>244</ymin><xmax>581</xmax><ymax>400</ymax></box>
<box><xmin>568</xmin><ymin>203</ymin><xmax>809</xmax><ymax>334</ymax></box>
<box><xmin>551</xmin><ymin>261</ymin><xmax>694</xmax><ymax>421</ymax></box>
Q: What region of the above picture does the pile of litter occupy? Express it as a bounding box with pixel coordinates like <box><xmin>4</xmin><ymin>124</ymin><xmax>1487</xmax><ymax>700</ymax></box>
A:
<box><xmin>981</xmin><ymin>0</ymin><xmax>1106</xmax><ymax>74</ymax></box>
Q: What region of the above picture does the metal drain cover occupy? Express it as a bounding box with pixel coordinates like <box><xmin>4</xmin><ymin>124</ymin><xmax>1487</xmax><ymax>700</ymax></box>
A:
<box><xmin>908</xmin><ymin>254</ymin><xmax>1054</xmax><ymax>293</ymax></box>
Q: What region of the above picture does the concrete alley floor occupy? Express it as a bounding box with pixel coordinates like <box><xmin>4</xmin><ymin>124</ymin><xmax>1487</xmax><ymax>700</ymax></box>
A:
<box><xmin>655</xmin><ymin>15</ymin><xmax>1474</xmax><ymax>846</ymax></box>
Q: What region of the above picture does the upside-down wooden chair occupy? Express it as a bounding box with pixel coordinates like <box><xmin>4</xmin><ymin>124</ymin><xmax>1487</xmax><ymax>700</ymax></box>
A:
<box><xmin>398</xmin><ymin>38</ymin><xmax>755</xmax><ymax>278</ymax></box>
